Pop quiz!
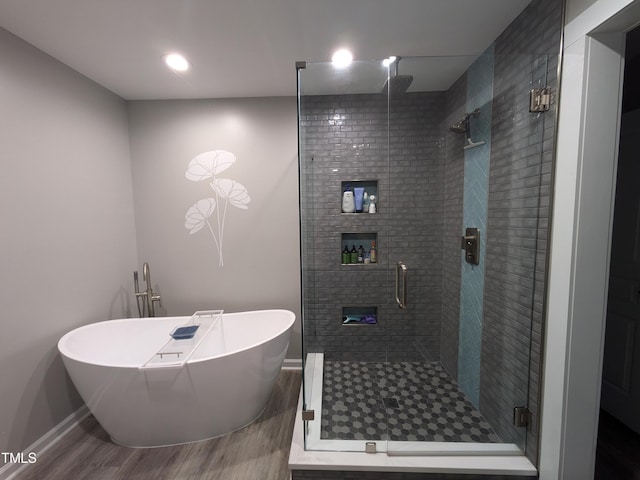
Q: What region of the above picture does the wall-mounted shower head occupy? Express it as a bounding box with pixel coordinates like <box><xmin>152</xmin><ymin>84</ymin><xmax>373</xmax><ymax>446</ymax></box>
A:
<box><xmin>449</xmin><ymin>119</ymin><xmax>468</xmax><ymax>134</ymax></box>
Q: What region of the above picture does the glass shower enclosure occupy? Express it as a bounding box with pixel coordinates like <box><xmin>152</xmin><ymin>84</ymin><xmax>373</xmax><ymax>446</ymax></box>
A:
<box><xmin>297</xmin><ymin>53</ymin><xmax>550</xmax><ymax>457</ymax></box>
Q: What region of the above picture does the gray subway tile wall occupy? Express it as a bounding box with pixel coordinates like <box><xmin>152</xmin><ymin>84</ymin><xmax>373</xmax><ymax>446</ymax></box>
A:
<box><xmin>440</xmin><ymin>73</ymin><xmax>467</xmax><ymax>380</ymax></box>
<box><xmin>300</xmin><ymin>91</ymin><xmax>446</xmax><ymax>362</ymax></box>
<box><xmin>480</xmin><ymin>0</ymin><xmax>562</xmax><ymax>464</ymax></box>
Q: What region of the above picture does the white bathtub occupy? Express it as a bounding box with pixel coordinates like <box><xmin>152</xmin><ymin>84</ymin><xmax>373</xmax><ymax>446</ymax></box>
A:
<box><xmin>58</xmin><ymin>309</ymin><xmax>295</xmax><ymax>447</ymax></box>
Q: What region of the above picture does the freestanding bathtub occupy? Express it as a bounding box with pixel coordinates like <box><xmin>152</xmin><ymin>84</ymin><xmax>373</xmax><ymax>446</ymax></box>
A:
<box><xmin>58</xmin><ymin>309</ymin><xmax>295</xmax><ymax>447</ymax></box>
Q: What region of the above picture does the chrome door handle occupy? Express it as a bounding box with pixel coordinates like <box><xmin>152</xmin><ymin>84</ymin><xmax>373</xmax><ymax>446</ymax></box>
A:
<box><xmin>396</xmin><ymin>261</ymin><xmax>407</xmax><ymax>309</ymax></box>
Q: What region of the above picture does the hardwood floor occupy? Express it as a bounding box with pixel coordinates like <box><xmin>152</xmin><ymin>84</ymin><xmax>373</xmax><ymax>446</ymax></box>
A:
<box><xmin>595</xmin><ymin>410</ymin><xmax>640</xmax><ymax>480</ymax></box>
<box><xmin>16</xmin><ymin>370</ymin><xmax>301</xmax><ymax>480</ymax></box>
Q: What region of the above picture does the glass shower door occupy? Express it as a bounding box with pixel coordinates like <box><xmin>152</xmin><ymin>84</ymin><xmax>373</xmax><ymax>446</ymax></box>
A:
<box><xmin>381</xmin><ymin>55</ymin><xmax>507</xmax><ymax>453</ymax></box>
<box><xmin>297</xmin><ymin>59</ymin><xmax>393</xmax><ymax>452</ymax></box>
<box><xmin>384</xmin><ymin>53</ymin><xmax>550</xmax><ymax>456</ymax></box>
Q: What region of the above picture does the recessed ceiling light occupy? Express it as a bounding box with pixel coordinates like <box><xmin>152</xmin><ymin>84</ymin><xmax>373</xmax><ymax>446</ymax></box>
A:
<box><xmin>331</xmin><ymin>49</ymin><xmax>353</xmax><ymax>68</ymax></box>
<box><xmin>163</xmin><ymin>53</ymin><xmax>190</xmax><ymax>72</ymax></box>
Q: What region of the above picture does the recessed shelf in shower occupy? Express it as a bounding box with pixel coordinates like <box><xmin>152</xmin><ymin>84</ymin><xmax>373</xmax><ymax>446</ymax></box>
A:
<box><xmin>341</xmin><ymin>232</ymin><xmax>377</xmax><ymax>265</ymax></box>
<box><xmin>341</xmin><ymin>180</ymin><xmax>378</xmax><ymax>214</ymax></box>
<box><xmin>342</xmin><ymin>306</ymin><xmax>377</xmax><ymax>325</ymax></box>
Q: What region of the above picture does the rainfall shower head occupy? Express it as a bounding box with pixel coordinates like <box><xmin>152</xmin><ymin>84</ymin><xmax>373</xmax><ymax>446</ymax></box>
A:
<box><xmin>381</xmin><ymin>56</ymin><xmax>413</xmax><ymax>95</ymax></box>
<box><xmin>381</xmin><ymin>74</ymin><xmax>413</xmax><ymax>95</ymax></box>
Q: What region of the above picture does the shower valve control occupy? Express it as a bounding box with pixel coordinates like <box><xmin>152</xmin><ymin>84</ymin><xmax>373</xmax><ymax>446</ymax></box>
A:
<box><xmin>461</xmin><ymin>228</ymin><xmax>480</xmax><ymax>265</ymax></box>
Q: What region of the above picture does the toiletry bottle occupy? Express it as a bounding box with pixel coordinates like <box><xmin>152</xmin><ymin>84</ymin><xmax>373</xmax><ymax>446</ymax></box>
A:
<box><xmin>342</xmin><ymin>184</ymin><xmax>355</xmax><ymax>213</ymax></box>
<box><xmin>364</xmin><ymin>251</ymin><xmax>371</xmax><ymax>264</ymax></box>
<box><xmin>350</xmin><ymin>245</ymin><xmax>358</xmax><ymax>264</ymax></box>
<box><xmin>354</xmin><ymin>187</ymin><xmax>365</xmax><ymax>212</ymax></box>
<box><xmin>358</xmin><ymin>245</ymin><xmax>364</xmax><ymax>263</ymax></box>
<box><xmin>342</xmin><ymin>245</ymin><xmax>350</xmax><ymax>264</ymax></box>
<box><xmin>369</xmin><ymin>195</ymin><xmax>376</xmax><ymax>213</ymax></box>
<box><xmin>370</xmin><ymin>241</ymin><xmax>377</xmax><ymax>263</ymax></box>
<box><xmin>363</xmin><ymin>192</ymin><xmax>370</xmax><ymax>213</ymax></box>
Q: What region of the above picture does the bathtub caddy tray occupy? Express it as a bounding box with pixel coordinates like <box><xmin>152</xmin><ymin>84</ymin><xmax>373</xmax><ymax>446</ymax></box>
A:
<box><xmin>139</xmin><ymin>309</ymin><xmax>223</xmax><ymax>371</ymax></box>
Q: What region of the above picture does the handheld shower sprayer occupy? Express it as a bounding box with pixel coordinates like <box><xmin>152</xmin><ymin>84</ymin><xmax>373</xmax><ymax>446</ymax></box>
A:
<box><xmin>449</xmin><ymin>108</ymin><xmax>486</xmax><ymax>150</ymax></box>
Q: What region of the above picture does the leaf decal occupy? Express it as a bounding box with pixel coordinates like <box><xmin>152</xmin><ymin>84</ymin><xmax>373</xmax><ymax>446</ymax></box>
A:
<box><xmin>185</xmin><ymin>150</ymin><xmax>236</xmax><ymax>181</ymax></box>
<box><xmin>211</xmin><ymin>178</ymin><xmax>251</xmax><ymax>209</ymax></box>
<box><xmin>184</xmin><ymin>198</ymin><xmax>216</xmax><ymax>234</ymax></box>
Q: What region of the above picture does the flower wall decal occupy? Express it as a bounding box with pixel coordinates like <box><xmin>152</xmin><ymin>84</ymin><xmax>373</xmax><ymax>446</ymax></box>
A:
<box><xmin>184</xmin><ymin>150</ymin><xmax>250</xmax><ymax>266</ymax></box>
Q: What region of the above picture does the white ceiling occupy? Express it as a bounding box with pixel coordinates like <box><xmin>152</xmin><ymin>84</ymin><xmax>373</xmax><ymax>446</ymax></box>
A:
<box><xmin>0</xmin><ymin>0</ymin><xmax>531</xmax><ymax>99</ymax></box>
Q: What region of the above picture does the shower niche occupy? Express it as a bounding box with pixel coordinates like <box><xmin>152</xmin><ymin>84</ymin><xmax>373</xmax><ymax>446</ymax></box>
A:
<box><xmin>342</xmin><ymin>306</ymin><xmax>378</xmax><ymax>325</ymax></box>
<box><xmin>341</xmin><ymin>180</ymin><xmax>378</xmax><ymax>214</ymax></box>
<box><xmin>341</xmin><ymin>232</ymin><xmax>377</xmax><ymax>265</ymax></box>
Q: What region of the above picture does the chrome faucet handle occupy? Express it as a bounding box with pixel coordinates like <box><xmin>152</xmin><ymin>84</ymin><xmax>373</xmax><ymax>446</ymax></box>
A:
<box><xmin>151</xmin><ymin>291</ymin><xmax>162</xmax><ymax>308</ymax></box>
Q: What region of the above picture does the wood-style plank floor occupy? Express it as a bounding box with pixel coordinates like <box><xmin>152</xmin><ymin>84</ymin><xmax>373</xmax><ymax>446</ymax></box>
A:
<box><xmin>16</xmin><ymin>370</ymin><xmax>301</xmax><ymax>480</ymax></box>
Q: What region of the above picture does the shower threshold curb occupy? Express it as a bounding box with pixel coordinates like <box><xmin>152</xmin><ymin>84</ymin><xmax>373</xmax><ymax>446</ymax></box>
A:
<box><xmin>288</xmin><ymin>354</ymin><xmax>537</xmax><ymax>476</ymax></box>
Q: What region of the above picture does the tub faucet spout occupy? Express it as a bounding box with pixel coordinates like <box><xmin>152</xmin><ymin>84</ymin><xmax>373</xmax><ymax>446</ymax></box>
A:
<box><xmin>134</xmin><ymin>262</ymin><xmax>161</xmax><ymax>317</ymax></box>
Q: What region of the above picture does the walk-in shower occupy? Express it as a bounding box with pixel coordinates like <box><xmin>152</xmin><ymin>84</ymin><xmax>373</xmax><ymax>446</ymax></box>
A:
<box><xmin>296</xmin><ymin>52</ymin><xmax>552</xmax><ymax>463</ymax></box>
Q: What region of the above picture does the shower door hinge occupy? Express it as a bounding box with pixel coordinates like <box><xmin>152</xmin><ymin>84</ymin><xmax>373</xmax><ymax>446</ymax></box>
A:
<box><xmin>302</xmin><ymin>409</ymin><xmax>315</xmax><ymax>421</ymax></box>
<box><xmin>529</xmin><ymin>88</ymin><xmax>551</xmax><ymax>112</ymax></box>
<box><xmin>513</xmin><ymin>406</ymin><xmax>531</xmax><ymax>428</ymax></box>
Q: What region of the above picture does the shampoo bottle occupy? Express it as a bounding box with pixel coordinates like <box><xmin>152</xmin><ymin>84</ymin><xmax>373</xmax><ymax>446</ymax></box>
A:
<box><xmin>342</xmin><ymin>245</ymin><xmax>350</xmax><ymax>264</ymax></box>
<box><xmin>342</xmin><ymin>185</ymin><xmax>355</xmax><ymax>213</ymax></box>
<box><xmin>350</xmin><ymin>245</ymin><xmax>358</xmax><ymax>264</ymax></box>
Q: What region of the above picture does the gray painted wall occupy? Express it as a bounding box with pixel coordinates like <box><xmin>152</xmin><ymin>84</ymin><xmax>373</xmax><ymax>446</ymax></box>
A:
<box><xmin>0</xmin><ymin>29</ymin><xmax>302</xmax><ymax>461</ymax></box>
<box><xmin>0</xmin><ymin>27</ymin><xmax>138</xmax><ymax>455</ymax></box>
<box><xmin>127</xmin><ymin>98</ymin><xmax>302</xmax><ymax>358</ymax></box>
<box><xmin>565</xmin><ymin>0</ymin><xmax>597</xmax><ymax>23</ymax></box>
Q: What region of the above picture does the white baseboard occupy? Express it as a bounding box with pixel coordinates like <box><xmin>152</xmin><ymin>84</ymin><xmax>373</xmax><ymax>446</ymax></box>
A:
<box><xmin>0</xmin><ymin>405</ymin><xmax>90</xmax><ymax>480</ymax></box>
<box><xmin>282</xmin><ymin>358</ymin><xmax>302</xmax><ymax>370</ymax></box>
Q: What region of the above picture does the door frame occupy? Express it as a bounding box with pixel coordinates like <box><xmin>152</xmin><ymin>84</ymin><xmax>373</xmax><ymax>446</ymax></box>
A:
<box><xmin>540</xmin><ymin>1</ymin><xmax>640</xmax><ymax>478</ymax></box>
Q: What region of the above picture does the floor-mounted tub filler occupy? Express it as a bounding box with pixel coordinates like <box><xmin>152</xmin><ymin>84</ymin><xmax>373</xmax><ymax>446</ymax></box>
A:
<box><xmin>58</xmin><ymin>309</ymin><xmax>295</xmax><ymax>447</ymax></box>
